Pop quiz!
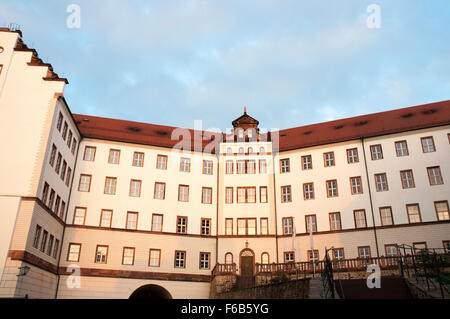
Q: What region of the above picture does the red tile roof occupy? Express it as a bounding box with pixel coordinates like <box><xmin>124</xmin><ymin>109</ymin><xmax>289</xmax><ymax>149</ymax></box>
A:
<box><xmin>74</xmin><ymin>100</ymin><xmax>450</xmax><ymax>153</ymax></box>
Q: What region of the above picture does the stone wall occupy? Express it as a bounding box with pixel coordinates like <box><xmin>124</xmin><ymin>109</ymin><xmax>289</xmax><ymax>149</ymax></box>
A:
<box><xmin>214</xmin><ymin>279</ymin><xmax>309</xmax><ymax>299</ymax></box>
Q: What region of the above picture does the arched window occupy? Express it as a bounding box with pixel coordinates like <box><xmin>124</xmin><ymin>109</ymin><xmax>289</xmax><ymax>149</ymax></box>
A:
<box><xmin>248</xmin><ymin>147</ymin><xmax>253</xmax><ymax>154</ymax></box>
<box><xmin>225</xmin><ymin>253</ymin><xmax>233</xmax><ymax>264</ymax></box>
<box><xmin>238</xmin><ymin>147</ymin><xmax>244</xmax><ymax>155</ymax></box>
<box><xmin>237</xmin><ymin>129</ymin><xmax>244</xmax><ymax>139</ymax></box>
<box><xmin>227</xmin><ymin>147</ymin><xmax>232</xmax><ymax>155</ymax></box>
<box><xmin>259</xmin><ymin>147</ymin><xmax>265</xmax><ymax>154</ymax></box>
<box><xmin>261</xmin><ymin>252</ymin><xmax>269</xmax><ymax>264</ymax></box>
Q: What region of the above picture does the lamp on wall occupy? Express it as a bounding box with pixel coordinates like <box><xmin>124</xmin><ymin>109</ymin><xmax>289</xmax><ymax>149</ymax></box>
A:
<box><xmin>17</xmin><ymin>266</ymin><xmax>30</xmax><ymax>277</ymax></box>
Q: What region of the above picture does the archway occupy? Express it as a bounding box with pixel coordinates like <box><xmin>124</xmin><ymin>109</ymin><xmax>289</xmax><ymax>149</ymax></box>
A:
<box><xmin>129</xmin><ymin>284</ymin><xmax>172</xmax><ymax>299</ymax></box>
<box><xmin>238</xmin><ymin>248</ymin><xmax>255</xmax><ymax>288</ymax></box>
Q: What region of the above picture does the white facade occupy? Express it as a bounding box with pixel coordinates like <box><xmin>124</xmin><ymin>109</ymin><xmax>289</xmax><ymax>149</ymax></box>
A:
<box><xmin>0</xmin><ymin>28</ymin><xmax>449</xmax><ymax>299</ymax></box>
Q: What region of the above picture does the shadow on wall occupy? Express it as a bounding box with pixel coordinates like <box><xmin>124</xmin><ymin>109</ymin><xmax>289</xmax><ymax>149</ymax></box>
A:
<box><xmin>129</xmin><ymin>284</ymin><xmax>173</xmax><ymax>299</ymax></box>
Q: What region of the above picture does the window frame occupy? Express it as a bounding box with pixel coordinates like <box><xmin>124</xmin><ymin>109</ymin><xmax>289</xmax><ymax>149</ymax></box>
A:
<box><xmin>67</xmin><ymin>243</ymin><xmax>82</xmax><ymax>262</ymax></box>
<box><xmin>99</xmin><ymin>209</ymin><xmax>113</xmax><ymax>228</ymax></box>
<box><xmin>78</xmin><ymin>174</ymin><xmax>92</xmax><ymax>192</ymax></box>
<box><xmin>73</xmin><ymin>207</ymin><xmax>87</xmax><ymax>225</ymax></box>
<box><xmin>104</xmin><ymin>176</ymin><xmax>117</xmax><ymax>195</ymax></box>
<box><xmin>122</xmin><ymin>247</ymin><xmax>135</xmax><ymax>265</ymax></box>
<box><xmin>370</xmin><ymin>144</ymin><xmax>383</xmax><ymax>160</ymax></box>
<box><xmin>83</xmin><ymin>146</ymin><xmax>96</xmax><ymax>161</ymax></box>
<box><xmin>94</xmin><ymin>245</ymin><xmax>109</xmax><ymax>264</ymax></box>
<box><xmin>108</xmin><ymin>149</ymin><xmax>121</xmax><ymax>164</ymax></box>
<box><xmin>406</xmin><ymin>204</ymin><xmax>422</xmax><ymax>224</ymax></box>
<box><xmin>346</xmin><ymin>148</ymin><xmax>359</xmax><ymax>164</ymax></box>
<box><xmin>395</xmin><ymin>140</ymin><xmax>409</xmax><ymax>157</ymax></box>
<box><xmin>151</xmin><ymin>214</ymin><xmax>164</xmax><ymax>232</ymax></box>
<box><xmin>126</xmin><ymin>211</ymin><xmax>139</xmax><ymax>230</ymax></box>
<box><xmin>149</xmin><ymin>249</ymin><xmax>161</xmax><ymax>267</ymax></box>
<box><xmin>421</xmin><ymin>136</ymin><xmax>436</xmax><ymax>153</ymax></box>
<box><xmin>353</xmin><ymin>209</ymin><xmax>367</xmax><ymax>229</ymax></box>
<box><xmin>132</xmin><ymin>152</ymin><xmax>145</xmax><ymax>167</ymax></box>
<box><xmin>154</xmin><ymin>182</ymin><xmax>166</xmax><ymax>200</ymax></box>
<box><xmin>156</xmin><ymin>154</ymin><xmax>167</xmax><ymax>170</ymax></box>
<box><xmin>323</xmin><ymin>152</ymin><xmax>335</xmax><ymax>167</ymax></box>
<box><xmin>434</xmin><ymin>200</ymin><xmax>449</xmax><ymax>221</ymax></box>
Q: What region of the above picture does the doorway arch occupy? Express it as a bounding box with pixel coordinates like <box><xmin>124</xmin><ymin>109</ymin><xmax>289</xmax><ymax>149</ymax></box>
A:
<box><xmin>129</xmin><ymin>284</ymin><xmax>172</xmax><ymax>299</ymax></box>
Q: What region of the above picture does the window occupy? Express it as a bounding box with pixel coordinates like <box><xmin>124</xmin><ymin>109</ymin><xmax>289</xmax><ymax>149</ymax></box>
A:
<box><xmin>133</xmin><ymin>152</ymin><xmax>145</xmax><ymax>167</ymax></box>
<box><xmin>32</xmin><ymin>225</ymin><xmax>42</xmax><ymax>249</ymax></box>
<box><xmin>284</xmin><ymin>252</ymin><xmax>295</xmax><ymax>263</ymax></box>
<box><xmin>237</xmin><ymin>218</ymin><xmax>257</xmax><ymax>235</ymax></box>
<box><xmin>370</xmin><ymin>144</ymin><xmax>383</xmax><ymax>160</ymax></box>
<box><xmin>237</xmin><ymin>187</ymin><xmax>256</xmax><ymax>203</ymax></box>
<box><xmin>42</xmin><ymin>182</ymin><xmax>49</xmax><ymax>203</ymax></box>
<box><xmin>95</xmin><ymin>246</ymin><xmax>108</xmax><ymax>264</ymax></box>
<box><xmin>200</xmin><ymin>252</ymin><xmax>210</xmax><ymax>269</ymax></box>
<box><xmin>225</xmin><ymin>187</ymin><xmax>233</xmax><ymax>204</ymax></box>
<box><xmin>407</xmin><ymin>204</ymin><xmax>421</xmax><ymax>223</ymax></box>
<box><xmin>178</xmin><ymin>185</ymin><xmax>189</xmax><ymax>202</ymax></box>
<box><xmin>108</xmin><ymin>149</ymin><xmax>120</xmax><ymax>164</ymax></box>
<box><xmin>129</xmin><ymin>179</ymin><xmax>142</xmax><ymax>197</ymax></box>
<box><xmin>152</xmin><ymin>214</ymin><xmax>163</xmax><ymax>232</ymax></box>
<box><xmin>375</xmin><ymin>173</ymin><xmax>388</xmax><ymax>192</ymax></box>
<box><xmin>261</xmin><ymin>252</ymin><xmax>269</xmax><ymax>264</ymax></box>
<box><xmin>302</xmin><ymin>155</ymin><xmax>313</xmax><ymax>170</ymax></box>
<box><xmin>149</xmin><ymin>249</ymin><xmax>161</xmax><ymax>267</ymax></box>
<box><xmin>83</xmin><ymin>146</ymin><xmax>96</xmax><ymax>161</ymax></box>
<box><xmin>225</xmin><ymin>218</ymin><xmax>233</xmax><ymax>235</ymax></box>
<box><xmin>354</xmin><ymin>210</ymin><xmax>367</xmax><ymax>228</ymax></box>
<box><xmin>71</xmin><ymin>139</ymin><xmax>77</xmax><ymax>155</ymax></box>
<box><xmin>177</xmin><ymin>216</ymin><xmax>188</xmax><ymax>234</ymax></box>
<box><xmin>379</xmin><ymin>207</ymin><xmax>394</xmax><ymax>226</ymax></box>
<box><xmin>55</xmin><ymin>153</ymin><xmax>62</xmax><ymax>174</ymax></box>
<box><xmin>203</xmin><ymin>160</ymin><xmax>213</xmax><ymax>175</ymax></box>
<box><xmin>400</xmin><ymin>170</ymin><xmax>415</xmax><ymax>189</ymax></box>
<box><xmin>100</xmin><ymin>209</ymin><xmax>113</xmax><ymax>228</ymax></box>
<box><xmin>385</xmin><ymin>245</ymin><xmax>398</xmax><ymax>257</ymax></box>
<box><xmin>60</xmin><ymin>160</ymin><xmax>67</xmax><ymax>181</ymax></box>
<box><xmin>104</xmin><ymin>177</ymin><xmax>117</xmax><ymax>195</ymax></box>
<box><xmin>60</xmin><ymin>201</ymin><xmax>66</xmax><ymax>220</ymax></box>
<box><xmin>53</xmin><ymin>239</ymin><xmax>59</xmax><ymax>259</ymax></box>
<box><xmin>227</xmin><ymin>147</ymin><xmax>232</xmax><ymax>155</ymax></box>
<box><xmin>67</xmin><ymin>130</ymin><xmax>72</xmax><ymax>148</ymax></box>
<box><xmin>260</xmin><ymin>187</ymin><xmax>268</xmax><ymax>203</ymax></box>
<box><xmin>40</xmin><ymin>230</ymin><xmax>48</xmax><ymax>252</ymax></box>
<box><xmin>427</xmin><ymin>166</ymin><xmax>443</xmax><ymax>185</ymax></box>
<box><xmin>154</xmin><ymin>182</ymin><xmax>165</xmax><ymax>199</ymax></box>
<box><xmin>238</xmin><ymin>147</ymin><xmax>244</xmax><ymax>155</ymax></box>
<box><xmin>260</xmin><ymin>218</ymin><xmax>268</xmax><ymax>235</ymax></box>
<box><xmin>358</xmin><ymin>246</ymin><xmax>371</xmax><ymax>259</ymax></box>
<box><xmin>248</xmin><ymin>147</ymin><xmax>253</xmax><ymax>154</ymax></box>
<box><xmin>67</xmin><ymin>243</ymin><xmax>81</xmax><ymax>262</ymax></box>
<box><xmin>180</xmin><ymin>157</ymin><xmax>191</xmax><ymax>172</ymax></box>
<box><xmin>347</xmin><ymin>148</ymin><xmax>359</xmax><ymax>163</ymax></box>
<box><xmin>333</xmin><ymin>248</ymin><xmax>345</xmax><ymax>260</ymax></box>
<box><xmin>303</xmin><ymin>183</ymin><xmax>314</xmax><ymax>200</ymax></box>
<box><xmin>126</xmin><ymin>212</ymin><xmax>138</xmax><ymax>230</ymax></box>
<box><xmin>48</xmin><ymin>189</ymin><xmax>55</xmax><ymax>210</ymax></box>
<box><xmin>435</xmin><ymin>201</ymin><xmax>449</xmax><ymax>221</ymax></box>
<box><xmin>201</xmin><ymin>218</ymin><xmax>211</xmax><ymax>235</ymax></box>
<box><xmin>350</xmin><ymin>177</ymin><xmax>363</xmax><ymax>194</ymax></box>
<box><xmin>246</xmin><ymin>160</ymin><xmax>256</xmax><ymax>174</ymax></box>
<box><xmin>281</xmin><ymin>186</ymin><xmax>292</xmax><ymax>203</ymax></box>
<box><xmin>326</xmin><ymin>180</ymin><xmax>338</xmax><ymax>197</ymax></box>
<box><xmin>395</xmin><ymin>141</ymin><xmax>409</xmax><ymax>157</ymax></box>
<box><xmin>329</xmin><ymin>212</ymin><xmax>341</xmax><ymax>231</ymax></box>
<box><xmin>225</xmin><ymin>160</ymin><xmax>233</xmax><ymax>174</ymax></box>
<box><xmin>225</xmin><ymin>253</ymin><xmax>233</xmax><ymax>264</ymax></box>
<box><xmin>280</xmin><ymin>159</ymin><xmax>290</xmax><ymax>173</ymax></box>
<box><xmin>259</xmin><ymin>159</ymin><xmax>267</xmax><ymax>174</ymax></box>
<box><xmin>443</xmin><ymin>241</ymin><xmax>450</xmax><ymax>253</ymax></box>
<box><xmin>421</xmin><ymin>136</ymin><xmax>435</xmax><ymax>153</ymax></box>
<box><xmin>122</xmin><ymin>247</ymin><xmax>135</xmax><ymax>265</ymax></box>
<box><xmin>259</xmin><ymin>147</ymin><xmax>265</xmax><ymax>154</ymax></box>
<box><xmin>202</xmin><ymin>187</ymin><xmax>212</xmax><ymax>204</ymax></box>
<box><xmin>73</xmin><ymin>207</ymin><xmax>86</xmax><ymax>225</ymax></box>
<box><xmin>156</xmin><ymin>154</ymin><xmax>167</xmax><ymax>169</ymax></box>
<box><xmin>175</xmin><ymin>251</ymin><xmax>186</xmax><ymax>268</ymax></box>
<box><xmin>54</xmin><ymin>196</ymin><xmax>61</xmax><ymax>215</ymax></box>
<box><xmin>57</xmin><ymin>112</ymin><xmax>63</xmax><ymax>131</ymax></box>
<box><xmin>413</xmin><ymin>242</ymin><xmax>427</xmax><ymax>253</ymax></box>
<box><xmin>282</xmin><ymin>217</ymin><xmax>293</xmax><ymax>235</ymax></box>
<box><xmin>65</xmin><ymin>167</ymin><xmax>72</xmax><ymax>187</ymax></box>
<box><xmin>78</xmin><ymin>174</ymin><xmax>91</xmax><ymax>192</ymax></box>
<box><xmin>49</xmin><ymin>144</ymin><xmax>57</xmax><ymax>167</ymax></box>
<box><xmin>62</xmin><ymin>122</ymin><xmax>68</xmax><ymax>140</ymax></box>
<box><xmin>47</xmin><ymin>238</ymin><xmax>54</xmax><ymax>257</ymax></box>
<box><xmin>308</xmin><ymin>250</ymin><xmax>319</xmax><ymax>262</ymax></box>
<box><xmin>305</xmin><ymin>215</ymin><xmax>317</xmax><ymax>233</ymax></box>
<box><xmin>324</xmin><ymin>152</ymin><xmax>335</xmax><ymax>167</ymax></box>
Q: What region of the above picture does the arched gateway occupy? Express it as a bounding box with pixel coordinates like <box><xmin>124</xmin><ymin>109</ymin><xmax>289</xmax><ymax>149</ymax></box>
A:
<box><xmin>129</xmin><ymin>284</ymin><xmax>172</xmax><ymax>299</ymax></box>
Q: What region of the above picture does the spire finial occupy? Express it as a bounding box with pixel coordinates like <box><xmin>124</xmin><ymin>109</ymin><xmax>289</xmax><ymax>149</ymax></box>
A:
<box><xmin>244</xmin><ymin>106</ymin><xmax>247</xmax><ymax>114</ymax></box>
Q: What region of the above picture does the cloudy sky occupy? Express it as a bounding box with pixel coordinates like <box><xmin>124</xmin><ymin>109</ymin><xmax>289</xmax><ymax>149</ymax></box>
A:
<box><xmin>1</xmin><ymin>1</ymin><xmax>449</xmax><ymax>131</ymax></box>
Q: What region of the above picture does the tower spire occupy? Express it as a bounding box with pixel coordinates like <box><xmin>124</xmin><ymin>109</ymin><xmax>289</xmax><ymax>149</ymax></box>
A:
<box><xmin>244</xmin><ymin>106</ymin><xmax>247</xmax><ymax>114</ymax></box>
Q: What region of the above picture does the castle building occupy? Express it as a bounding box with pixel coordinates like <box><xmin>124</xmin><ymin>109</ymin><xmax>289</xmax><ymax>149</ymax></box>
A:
<box><xmin>0</xmin><ymin>28</ymin><xmax>449</xmax><ymax>299</ymax></box>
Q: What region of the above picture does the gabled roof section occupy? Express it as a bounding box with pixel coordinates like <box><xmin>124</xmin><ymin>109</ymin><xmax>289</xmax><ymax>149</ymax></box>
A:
<box><xmin>73</xmin><ymin>100</ymin><xmax>450</xmax><ymax>153</ymax></box>
<box><xmin>232</xmin><ymin>109</ymin><xmax>259</xmax><ymax>128</ymax></box>
<box><xmin>277</xmin><ymin>100</ymin><xmax>450</xmax><ymax>151</ymax></box>
<box><xmin>73</xmin><ymin>114</ymin><xmax>223</xmax><ymax>154</ymax></box>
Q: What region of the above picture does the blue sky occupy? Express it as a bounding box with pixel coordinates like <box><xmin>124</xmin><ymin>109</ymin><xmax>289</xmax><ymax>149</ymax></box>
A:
<box><xmin>1</xmin><ymin>1</ymin><xmax>449</xmax><ymax>131</ymax></box>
